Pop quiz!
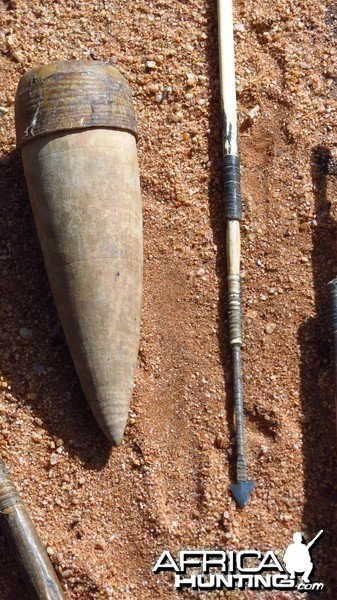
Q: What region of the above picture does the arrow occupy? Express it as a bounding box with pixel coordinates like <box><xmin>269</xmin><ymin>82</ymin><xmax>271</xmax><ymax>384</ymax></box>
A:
<box><xmin>0</xmin><ymin>458</ymin><xmax>65</xmax><ymax>598</ymax></box>
<box><xmin>329</xmin><ymin>277</ymin><xmax>337</xmax><ymax>436</ymax></box>
<box><xmin>230</xmin><ymin>480</ymin><xmax>255</xmax><ymax>509</ymax></box>
<box><xmin>217</xmin><ymin>0</ymin><xmax>254</xmax><ymax>507</ymax></box>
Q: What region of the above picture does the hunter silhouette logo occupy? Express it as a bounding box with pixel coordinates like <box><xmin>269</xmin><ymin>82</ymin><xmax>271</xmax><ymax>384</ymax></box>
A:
<box><xmin>153</xmin><ymin>530</ymin><xmax>325</xmax><ymax>592</ymax></box>
<box><xmin>283</xmin><ymin>530</ymin><xmax>323</xmax><ymax>584</ymax></box>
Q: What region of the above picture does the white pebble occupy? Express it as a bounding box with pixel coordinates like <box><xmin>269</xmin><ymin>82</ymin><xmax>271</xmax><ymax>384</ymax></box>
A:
<box><xmin>234</xmin><ymin>22</ymin><xmax>245</xmax><ymax>32</ymax></box>
<box><xmin>172</xmin><ymin>111</ymin><xmax>183</xmax><ymax>122</ymax></box>
<box><xmin>19</xmin><ymin>327</ymin><xmax>32</xmax><ymax>340</ymax></box>
<box><xmin>50</xmin><ymin>453</ymin><xmax>60</xmax><ymax>465</ymax></box>
<box><xmin>186</xmin><ymin>73</ymin><xmax>196</xmax><ymax>86</ymax></box>
<box><xmin>248</xmin><ymin>104</ymin><xmax>260</xmax><ymax>119</ymax></box>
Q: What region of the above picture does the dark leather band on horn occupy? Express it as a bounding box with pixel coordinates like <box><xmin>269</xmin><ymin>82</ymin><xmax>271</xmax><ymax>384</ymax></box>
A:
<box><xmin>15</xmin><ymin>60</ymin><xmax>137</xmax><ymax>148</ymax></box>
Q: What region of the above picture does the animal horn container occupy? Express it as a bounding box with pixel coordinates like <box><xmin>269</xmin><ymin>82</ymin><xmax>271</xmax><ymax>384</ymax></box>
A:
<box><xmin>15</xmin><ymin>61</ymin><xmax>142</xmax><ymax>445</ymax></box>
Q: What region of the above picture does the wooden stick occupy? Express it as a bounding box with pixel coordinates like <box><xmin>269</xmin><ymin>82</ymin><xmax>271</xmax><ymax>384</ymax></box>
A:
<box><xmin>0</xmin><ymin>458</ymin><xmax>65</xmax><ymax>599</ymax></box>
<box><xmin>218</xmin><ymin>0</ymin><xmax>254</xmax><ymax>507</ymax></box>
<box><xmin>329</xmin><ymin>277</ymin><xmax>337</xmax><ymax>435</ymax></box>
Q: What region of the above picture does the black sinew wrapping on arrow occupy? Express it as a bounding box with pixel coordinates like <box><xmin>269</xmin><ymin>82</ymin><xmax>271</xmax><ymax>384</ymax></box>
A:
<box><xmin>223</xmin><ymin>154</ymin><xmax>242</xmax><ymax>220</ymax></box>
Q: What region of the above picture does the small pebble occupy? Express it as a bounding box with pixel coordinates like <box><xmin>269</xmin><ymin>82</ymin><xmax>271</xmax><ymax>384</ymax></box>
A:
<box><xmin>11</xmin><ymin>50</ymin><xmax>24</xmax><ymax>62</ymax></box>
<box><xmin>186</xmin><ymin>73</ymin><xmax>196</xmax><ymax>86</ymax></box>
<box><xmin>284</xmin><ymin>497</ymin><xmax>297</xmax><ymax>507</ymax></box>
<box><xmin>234</xmin><ymin>22</ymin><xmax>245</xmax><ymax>32</ymax></box>
<box><xmin>265</xmin><ymin>323</ymin><xmax>277</xmax><ymax>334</ymax></box>
<box><xmin>171</xmin><ymin>111</ymin><xmax>183</xmax><ymax>122</ymax></box>
<box><xmin>35</xmin><ymin>365</ymin><xmax>46</xmax><ymax>376</ymax></box>
<box><xmin>215</xmin><ymin>434</ymin><xmax>226</xmax><ymax>449</ymax></box>
<box><xmin>50</xmin><ymin>453</ymin><xmax>60</xmax><ymax>465</ymax></box>
<box><xmin>299</xmin><ymin>414</ymin><xmax>312</xmax><ymax>424</ymax></box>
<box><xmin>246</xmin><ymin>309</ymin><xmax>258</xmax><ymax>319</ymax></box>
<box><xmin>95</xmin><ymin>538</ymin><xmax>106</xmax><ymax>550</ymax></box>
<box><xmin>19</xmin><ymin>327</ymin><xmax>33</xmax><ymax>340</ymax></box>
<box><xmin>222</xmin><ymin>511</ymin><xmax>230</xmax><ymax>530</ymax></box>
<box><xmin>149</xmin><ymin>83</ymin><xmax>159</xmax><ymax>93</ymax></box>
<box><xmin>248</xmin><ymin>104</ymin><xmax>260</xmax><ymax>119</ymax></box>
<box><xmin>61</xmin><ymin>569</ymin><xmax>72</xmax><ymax>579</ymax></box>
<box><xmin>280</xmin><ymin>513</ymin><xmax>292</xmax><ymax>522</ymax></box>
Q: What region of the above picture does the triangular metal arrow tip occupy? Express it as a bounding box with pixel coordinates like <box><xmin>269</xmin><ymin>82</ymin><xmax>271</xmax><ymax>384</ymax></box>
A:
<box><xmin>230</xmin><ymin>480</ymin><xmax>254</xmax><ymax>508</ymax></box>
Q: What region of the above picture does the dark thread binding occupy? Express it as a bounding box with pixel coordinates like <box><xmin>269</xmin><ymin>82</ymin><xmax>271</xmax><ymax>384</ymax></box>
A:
<box><xmin>223</xmin><ymin>154</ymin><xmax>242</xmax><ymax>220</ymax></box>
<box><xmin>0</xmin><ymin>459</ymin><xmax>21</xmax><ymax>512</ymax></box>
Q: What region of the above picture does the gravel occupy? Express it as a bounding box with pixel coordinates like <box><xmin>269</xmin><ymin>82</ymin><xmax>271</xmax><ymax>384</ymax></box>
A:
<box><xmin>0</xmin><ymin>0</ymin><xmax>336</xmax><ymax>598</ymax></box>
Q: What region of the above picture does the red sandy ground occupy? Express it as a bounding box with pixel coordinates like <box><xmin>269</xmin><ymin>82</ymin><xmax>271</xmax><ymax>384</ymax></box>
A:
<box><xmin>0</xmin><ymin>0</ymin><xmax>336</xmax><ymax>598</ymax></box>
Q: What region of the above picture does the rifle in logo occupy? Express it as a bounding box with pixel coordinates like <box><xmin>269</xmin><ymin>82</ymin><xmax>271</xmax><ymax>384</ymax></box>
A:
<box><xmin>283</xmin><ymin>530</ymin><xmax>324</xmax><ymax>583</ymax></box>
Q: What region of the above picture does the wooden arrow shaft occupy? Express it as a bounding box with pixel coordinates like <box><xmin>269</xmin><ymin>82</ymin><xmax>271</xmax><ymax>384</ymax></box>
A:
<box><xmin>0</xmin><ymin>458</ymin><xmax>64</xmax><ymax>599</ymax></box>
<box><xmin>329</xmin><ymin>278</ymin><xmax>337</xmax><ymax>435</ymax></box>
<box><xmin>227</xmin><ymin>222</ymin><xmax>246</xmax><ymax>481</ymax></box>
<box><xmin>218</xmin><ymin>0</ymin><xmax>248</xmax><ymax>486</ymax></box>
<box><xmin>218</xmin><ymin>0</ymin><xmax>237</xmax><ymax>156</ymax></box>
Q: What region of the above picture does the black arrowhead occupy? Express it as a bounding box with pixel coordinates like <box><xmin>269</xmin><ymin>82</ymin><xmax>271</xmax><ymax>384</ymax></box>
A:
<box><xmin>230</xmin><ymin>480</ymin><xmax>254</xmax><ymax>508</ymax></box>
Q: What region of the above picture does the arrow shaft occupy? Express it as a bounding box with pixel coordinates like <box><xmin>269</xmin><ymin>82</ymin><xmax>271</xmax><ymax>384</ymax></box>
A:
<box><xmin>218</xmin><ymin>0</ymin><xmax>237</xmax><ymax>156</ymax></box>
<box><xmin>232</xmin><ymin>346</ymin><xmax>247</xmax><ymax>481</ymax></box>
<box><xmin>218</xmin><ymin>0</ymin><xmax>248</xmax><ymax>485</ymax></box>
<box><xmin>329</xmin><ymin>278</ymin><xmax>337</xmax><ymax>435</ymax></box>
<box><xmin>0</xmin><ymin>458</ymin><xmax>64</xmax><ymax>599</ymax></box>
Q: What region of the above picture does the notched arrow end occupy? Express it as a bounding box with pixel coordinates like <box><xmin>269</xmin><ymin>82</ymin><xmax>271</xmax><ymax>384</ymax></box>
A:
<box><xmin>230</xmin><ymin>480</ymin><xmax>254</xmax><ymax>508</ymax></box>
